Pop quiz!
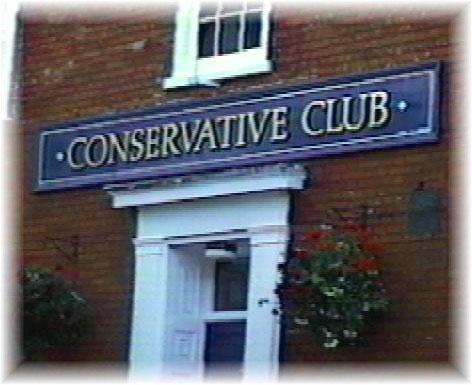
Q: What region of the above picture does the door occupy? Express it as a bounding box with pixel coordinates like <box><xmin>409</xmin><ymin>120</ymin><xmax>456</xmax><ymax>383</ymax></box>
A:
<box><xmin>125</xmin><ymin>179</ymin><xmax>297</xmax><ymax>380</ymax></box>
<box><xmin>131</xmin><ymin>230</ymin><xmax>286</xmax><ymax>380</ymax></box>
<box><xmin>163</xmin><ymin>240</ymin><xmax>252</xmax><ymax>379</ymax></box>
<box><xmin>163</xmin><ymin>244</ymin><xmax>205</xmax><ymax>378</ymax></box>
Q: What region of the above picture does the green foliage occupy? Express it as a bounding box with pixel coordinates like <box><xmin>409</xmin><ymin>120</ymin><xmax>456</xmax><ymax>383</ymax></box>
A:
<box><xmin>279</xmin><ymin>224</ymin><xmax>388</xmax><ymax>349</ymax></box>
<box><xmin>21</xmin><ymin>265</ymin><xmax>88</xmax><ymax>359</ymax></box>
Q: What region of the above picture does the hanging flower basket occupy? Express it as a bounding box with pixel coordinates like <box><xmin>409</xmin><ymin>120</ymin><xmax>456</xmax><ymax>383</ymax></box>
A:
<box><xmin>278</xmin><ymin>221</ymin><xmax>389</xmax><ymax>349</ymax></box>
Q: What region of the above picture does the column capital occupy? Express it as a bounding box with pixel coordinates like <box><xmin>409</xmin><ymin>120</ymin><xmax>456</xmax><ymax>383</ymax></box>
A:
<box><xmin>133</xmin><ymin>237</ymin><xmax>166</xmax><ymax>257</ymax></box>
<box><xmin>248</xmin><ymin>225</ymin><xmax>290</xmax><ymax>246</ymax></box>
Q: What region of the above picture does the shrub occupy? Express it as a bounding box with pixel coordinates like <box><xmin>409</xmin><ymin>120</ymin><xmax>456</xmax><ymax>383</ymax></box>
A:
<box><xmin>21</xmin><ymin>265</ymin><xmax>88</xmax><ymax>359</ymax></box>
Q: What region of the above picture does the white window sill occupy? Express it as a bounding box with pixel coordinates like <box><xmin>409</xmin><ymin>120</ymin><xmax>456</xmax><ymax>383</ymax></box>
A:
<box><xmin>163</xmin><ymin>58</ymin><xmax>272</xmax><ymax>89</ymax></box>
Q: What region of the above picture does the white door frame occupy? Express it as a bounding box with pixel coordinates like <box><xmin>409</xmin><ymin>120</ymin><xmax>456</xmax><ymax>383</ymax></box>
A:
<box><xmin>106</xmin><ymin>164</ymin><xmax>306</xmax><ymax>381</ymax></box>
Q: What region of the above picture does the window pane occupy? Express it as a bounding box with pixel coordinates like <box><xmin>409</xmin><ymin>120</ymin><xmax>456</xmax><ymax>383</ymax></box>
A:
<box><xmin>199</xmin><ymin>21</ymin><xmax>216</xmax><ymax>58</ymax></box>
<box><xmin>243</xmin><ymin>12</ymin><xmax>262</xmax><ymax>49</ymax></box>
<box><xmin>214</xmin><ymin>259</ymin><xmax>249</xmax><ymax>311</ymax></box>
<box><xmin>219</xmin><ymin>15</ymin><xmax>240</xmax><ymax>54</ymax></box>
<box><xmin>199</xmin><ymin>2</ymin><xmax>218</xmax><ymax>17</ymax></box>
<box><xmin>247</xmin><ymin>1</ymin><xmax>264</xmax><ymax>10</ymax></box>
<box><xmin>221</xmin><ymin>2</ymin><xmax>244</xmax><ymax>14</ymax></box>
<box><xmin>204</xmin><ymin>321</ymin><xmax>246</xmax><ymax>378</ymax></box>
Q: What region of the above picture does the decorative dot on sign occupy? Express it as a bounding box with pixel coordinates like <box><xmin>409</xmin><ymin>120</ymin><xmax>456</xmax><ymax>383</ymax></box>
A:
<box><xmin>397</xmin><ymin>100</ymin><xmax>409</xmax><ymax>112</ymax></box>
<box><xmin>56</xmin><ymin>152</ymin><xmax>65</xmax><ymax>161</ymax></box>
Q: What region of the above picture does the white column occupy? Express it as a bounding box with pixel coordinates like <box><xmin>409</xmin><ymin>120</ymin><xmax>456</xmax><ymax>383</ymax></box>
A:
<box><xmin>244</xmin><ymin>225</ymin><xmax>289</xmax><ymax>381</ymax></box>
<box><xmin>0</xmin><ymin>0</ymin><xmax>19</xmax><ymax>120</ymax></box>
<box><xmin>129</xmin><ymin>240</ymin><xmax>168</xmax><ymax>379</ymax></box>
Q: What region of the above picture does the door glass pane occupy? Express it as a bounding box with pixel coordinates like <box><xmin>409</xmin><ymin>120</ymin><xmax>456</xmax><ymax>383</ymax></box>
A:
<box><xmin>204</xmin><ymin>321</ymin><xmax>246</xmax><ymax>377</ymax></box>
<box><xmin>219</xmin><ymin>15</ymin><xmax>240</xmax><ymax>54</ymax></box>
<box><xmin>244</xmin><ymin>12</ymin><xmax>262</xmax><ymax>49</ymax></box>
<box><xmin>199</xmin><ymin>21</ymin><xmax>216</xmax><ymax>58</ymax></box>
<box><xmin>214</xmin><ymin>259</ymin><xmax>249</xmax><ymax>311</ymax></box>
<box><xmin>247</xmin><ymin>1</ymin><xmax>264</xmax><ymax>10</ymax></box>
<box><xmin>221</xmin><ymin>2</ymin><xmax>244</xmax><ymax>14</ymax></box>
<box><xmin>199</xmin><ymin>2</ymin><xmax>218</xmax><ymax>17</ymax></box>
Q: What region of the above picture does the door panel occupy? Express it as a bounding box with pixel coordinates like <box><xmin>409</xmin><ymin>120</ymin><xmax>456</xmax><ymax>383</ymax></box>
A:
<box><xmin>164</xmin><ymin>245</ymin><xmax>204</xmax><ymax>377</ymax></box>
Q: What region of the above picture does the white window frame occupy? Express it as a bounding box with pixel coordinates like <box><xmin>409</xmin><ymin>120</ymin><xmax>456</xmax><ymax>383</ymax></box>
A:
<box><xmin>163</xmin><ymin>1</ymin><xmax>272</xmax><ymax>89</ymax></box>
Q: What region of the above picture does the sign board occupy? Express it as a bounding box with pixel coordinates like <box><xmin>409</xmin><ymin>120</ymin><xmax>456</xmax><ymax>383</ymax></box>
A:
<box><xmin>35</xmin><ymin>61</ymin><xmax>441</xmax><ymax>192</ymax></box>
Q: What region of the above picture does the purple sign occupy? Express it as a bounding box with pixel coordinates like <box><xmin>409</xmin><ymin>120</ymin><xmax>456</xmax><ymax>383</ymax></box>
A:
<box><xmin>35</xmin><ymin>61</ymin><xmax>441</xmax><ymax>192</ymax></box>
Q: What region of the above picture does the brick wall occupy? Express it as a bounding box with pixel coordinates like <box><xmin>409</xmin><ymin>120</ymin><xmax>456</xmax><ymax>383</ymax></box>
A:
<box><xmin>20</xmin><ymin>5</ymin><xmax>452</xmax><ymax>362</ymax></box>
<box><xmin>287</xmin><ymin>144</ymin><xmax>449</xmax><ymax>362</ymax></box>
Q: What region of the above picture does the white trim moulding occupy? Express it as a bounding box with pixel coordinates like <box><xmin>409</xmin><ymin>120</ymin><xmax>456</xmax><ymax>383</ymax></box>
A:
<box><xmin>106</xmin><ymin>164</ymin><xmax>306</xmax><ymax>208</ymax></box>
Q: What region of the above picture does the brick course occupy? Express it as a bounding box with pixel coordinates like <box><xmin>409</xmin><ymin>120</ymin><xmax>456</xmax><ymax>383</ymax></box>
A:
<box><xmin>19</xmin><ymin>5</ymin><xmax>453</xmax><ymax>363</ymax></box>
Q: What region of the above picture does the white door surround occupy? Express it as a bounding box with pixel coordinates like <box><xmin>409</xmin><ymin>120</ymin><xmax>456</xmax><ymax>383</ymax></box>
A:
<box><xmin>106</xmin><ymin>164</ymin><xmax>306</xmax><ymax>381</ymax></box>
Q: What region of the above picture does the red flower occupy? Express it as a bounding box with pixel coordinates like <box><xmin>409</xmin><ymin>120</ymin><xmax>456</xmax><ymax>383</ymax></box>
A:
<box><xmin>279</xmin><ymin>285</ymin><xmax>296</xmax><ymax>296</ymax></box>
<box><xmin>294</xmin><ymin>285</ymin><xmax>310</xmax><ymax>295</ymax></box>
<box><xmin>375</xmin><ymin>223</ymin><xmax>395</xmax><ymax>231</ymax></box>
<box><xmin>317</xmin><ymin>240</ymin><xmax>335</xmax><ymax>250</ymax></box>
<box><xmin>359</xmin><ymin>228</ymin><xmax>375</xmax><ymax>242</ymax></box>
<box><xmin>362</xmin><ymin>242</ymin><xmax>385</xmax><ymax>254</ymax></box>
<box><xmin>356</xmin><ymin>258</ymin><xmax>380</xmax><ymax>271</ymax></box>
<box><xmin>23</xmin><ymin>256</ymin><xmax>36</xmax><ymax>264</ymax></box>
<box><xmin>304</xmin><ymin>229</ymin><xmax>328</xmax><ymax>242</ymax></box>
<box><xmin>343</xmin><ymin>221</ymin><xmax>362</xmax><ymax>233</ymax></box>
<box><xmin>280</xmin><ymin>284</ymin><xmax>311</xmax><ymax>298</ymax></box>
<box><xmin>56</xmin><ymin>265</ymin><xmax>80</xmax><ymax>281</ymax></box>
<box><xmin>295</xmin><ymin>248</ymin><xmax>309</xmax><ymax>260</ymax></box>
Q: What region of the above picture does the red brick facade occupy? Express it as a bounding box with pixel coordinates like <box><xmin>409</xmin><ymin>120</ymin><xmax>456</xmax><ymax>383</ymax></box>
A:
<box><xmin>20</xmin><ymin>5</ymin><xmax>452</xmax><ymax>363</ymax></box>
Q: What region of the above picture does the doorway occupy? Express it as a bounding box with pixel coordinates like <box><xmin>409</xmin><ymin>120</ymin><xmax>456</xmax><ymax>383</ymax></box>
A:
<box><xmin>165</xmin><ymin>239</ymin><xmax>250</xmax><ymax>379</ymax></box>
<box><xmin>107</xmin><ymin>165</ymin><xmax>306</xmax><ymax>380</ymax></box>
